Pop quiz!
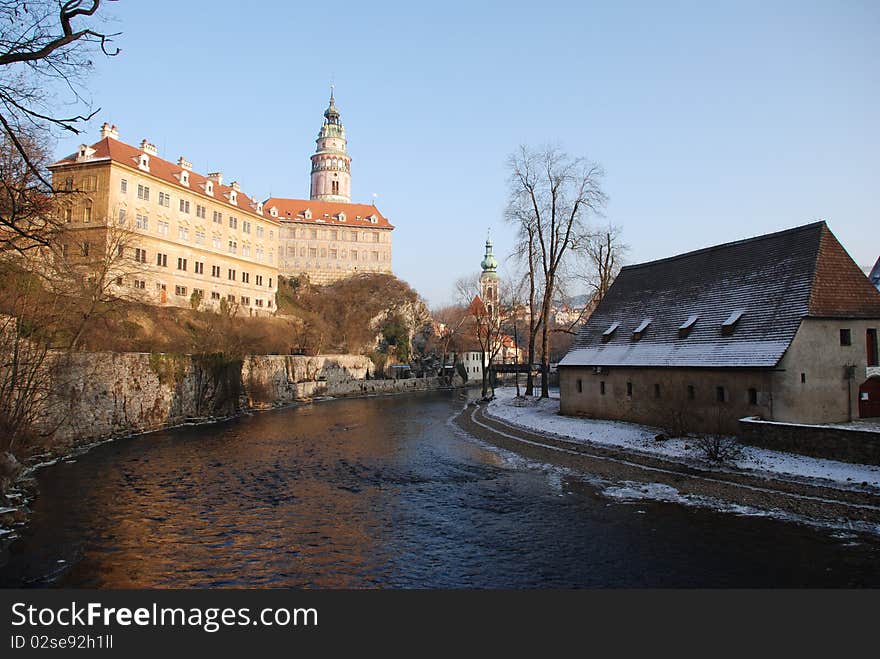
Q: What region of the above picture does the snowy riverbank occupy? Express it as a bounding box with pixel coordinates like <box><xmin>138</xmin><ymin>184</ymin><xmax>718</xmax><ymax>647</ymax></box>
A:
<box><xmin>485</xmin><ymin>387</ymin><xmax>880</xmax><ymax>490</ymax></box>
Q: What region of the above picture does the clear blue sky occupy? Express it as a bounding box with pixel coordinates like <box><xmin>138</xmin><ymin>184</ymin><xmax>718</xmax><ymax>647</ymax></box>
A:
<box><xmin>56</xmin><ymin>1</ymin><xmax>879</xmax><ymax>306</ymax></box>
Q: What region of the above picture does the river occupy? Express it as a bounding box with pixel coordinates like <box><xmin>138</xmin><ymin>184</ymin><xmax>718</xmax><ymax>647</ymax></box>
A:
<box><xmin>1</xmin><ymin>390</ymin><xmax>878</xmax><ymax>587</ymax></box>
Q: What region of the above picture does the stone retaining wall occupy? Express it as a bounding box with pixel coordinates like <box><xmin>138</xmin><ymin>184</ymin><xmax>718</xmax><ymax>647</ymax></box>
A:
<box><xmin>738</xmin><ymin>418</ymin><xmax>880</xmax><ymax>466</ymax></box>
<box><xmin>34</xmin><ymin>352</ymin><xmax>459</xmax><ymax>459</ymax></box>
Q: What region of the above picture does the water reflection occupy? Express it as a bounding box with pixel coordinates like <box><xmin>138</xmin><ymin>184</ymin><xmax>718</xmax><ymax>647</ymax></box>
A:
<box><xmin>1</xmin><ymin>391</ymin><xmax>879</xmax><ymax>588</ymax></box>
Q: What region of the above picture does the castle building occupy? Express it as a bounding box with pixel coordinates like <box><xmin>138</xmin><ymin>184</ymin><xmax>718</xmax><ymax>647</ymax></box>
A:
<box><xmin>48</xmin><ymin>124</ymin><xmax>280</xmax><ymax>313</ymax></box>
<box><xmin>270</xmin><ymin>90</ymin><xmax>394</xmax><ymax>285</ymax></box>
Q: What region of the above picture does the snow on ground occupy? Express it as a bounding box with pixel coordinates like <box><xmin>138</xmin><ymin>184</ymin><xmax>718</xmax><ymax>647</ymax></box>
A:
<box><xmin>485</xmin><ymin>387</ymin><xmax>880</xmax><ymax>489</ymax></box>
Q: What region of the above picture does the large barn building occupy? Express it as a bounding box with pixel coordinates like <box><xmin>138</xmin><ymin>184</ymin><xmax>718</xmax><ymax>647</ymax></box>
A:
<box><xmin>558</xmin><ymin>222</ymin><xmax>880</xmax><ymax>433</ymax></box>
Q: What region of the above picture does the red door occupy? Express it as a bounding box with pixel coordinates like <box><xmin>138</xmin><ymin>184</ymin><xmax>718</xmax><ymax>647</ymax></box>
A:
<box><xmin>859</xmin><ymin>377</ymin><xmax>880</xmax><ymax>418</ymax></box>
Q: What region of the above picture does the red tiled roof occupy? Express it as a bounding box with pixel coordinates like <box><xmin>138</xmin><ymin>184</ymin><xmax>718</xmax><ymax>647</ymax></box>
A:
<box><xmin>263</xmin><ymin>197</ymin><xmax>393</xmax><ymax>229</ymax></box>
<box><xmin>808</xmin><ymin>224</ymin><xmax>880</xmax><ymax>318</ymax></box>
<box><xmin>50</xmin><ymin>137</ymin><xmax>271</xmax><ymax>219</ymax></box>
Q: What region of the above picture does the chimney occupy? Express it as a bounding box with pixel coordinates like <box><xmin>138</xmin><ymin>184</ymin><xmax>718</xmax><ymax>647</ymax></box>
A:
<box><xmin>177</xmin><ymin>156</ymin><xmax>193</xmax><ymax>171</ymax></box>
<box><xmin>207</xmin><ymin>172</ymin><xmax>223</xmax><ymax>186</ymax></box>
<box><xmin>230</xmin><ymin>181</ymin><xmax>241</xmax><ymax>192</ymax></box>
<box><xmin>100</xmin><ymin>122</ymin><xmax>119</xmax><ymax>140</ymax></box>
<box><xmin>140</xmin><ymin>139</ymin><xmax>158</xmax><ymax>156</ymax></box>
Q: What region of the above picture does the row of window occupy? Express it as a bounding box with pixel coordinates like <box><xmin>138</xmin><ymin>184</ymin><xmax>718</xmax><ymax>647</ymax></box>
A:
<box><xmin>575</xmin><ymin>379</ymin><xmax>761</xmax><ymax>405</ymax></box>
<box><xmin>124</xmin><ymin>181</ymin><xmax>271</xmax><ymax>237</ymax></box>
<box><xmin>142</xmin><ymin>250</ymin><xmax>273</xmax><ymax>287</ymax></box>
<box><xmin>840</xmin><ymin>328</ymin><xmax>879</xmax><ymax>366</ymax></box>
<box><xmin>284</xmin><ymin>246</ymin><xmax>388</xmax><ymax>261</ymax></box>
<box><xmin>141</xmin><ymin>281</ymin><xmax>273</xmax><ymax>308</ymax></box>
<box><xmin>284</xmin><ymin>227</ymin><xmax>384</xmax><ymax>242</ymax></box>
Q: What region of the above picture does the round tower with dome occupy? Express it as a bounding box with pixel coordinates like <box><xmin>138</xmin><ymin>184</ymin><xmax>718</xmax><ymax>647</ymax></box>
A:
<box><xmin>480</xmin><ymin>232</ymin><xmax>499</xmax><ymax>319</ymax></box>
<box><xmin>309</xmin><ymin>86</ymin><xmax>352</xmax><ymax>203</ymax></box>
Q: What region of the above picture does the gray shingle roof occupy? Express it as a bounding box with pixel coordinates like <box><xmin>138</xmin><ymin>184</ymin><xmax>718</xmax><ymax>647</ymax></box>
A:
<box><xmin>871</xmin><ymin>256</ymin><xmax>880</xmax><ymax>292</ymax></box>
<box><xmin>560</xmin><ymin>222</ymin><xmax>827</xmax><ymax>368</ymax></box>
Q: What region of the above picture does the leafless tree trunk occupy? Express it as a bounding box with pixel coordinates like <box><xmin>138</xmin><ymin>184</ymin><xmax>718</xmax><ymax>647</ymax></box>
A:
<box><xmin>506</xmin><ymin>145</ymin><xmax>607</xmax><ymax>398</ymax></box>
<box><xmin>579</xmin><ymin>225</ymin><xmax>628</xmax><ymax>304</ymax></box>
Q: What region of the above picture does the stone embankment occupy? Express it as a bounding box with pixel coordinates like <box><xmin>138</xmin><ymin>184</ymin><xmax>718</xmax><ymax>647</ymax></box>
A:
<box><xmin>456</xmin><ymin>401</ymin><xmax>880</xmax><ymax>530</ymax></box>
<box><xmin>32</xmin><ymin>352</ymin><xmax>459</xmax><ymax>461</ymax></box>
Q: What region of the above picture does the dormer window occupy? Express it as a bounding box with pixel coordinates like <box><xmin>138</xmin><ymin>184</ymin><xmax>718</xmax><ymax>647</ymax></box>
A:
<box><xmin>229</xmin><ymin>190</ymin><xmax>237</xmax><ymax>204</ymax></box>
<box><xmin>369</xmin><ymin>215</ymin><xmax>378</xmax><ymax>224</ymax></box>
<box><xmin>602</xmin><ymin>321</ymin><xmax>620</xmax><ymax>343</ymax></box>
<box><xmin>678</xmin><ymin>314</ymin><xmax>699</xmax><ymax>338</ymax></box>
<box><xmin>179</xmin><ymin>170</ymin><xmax>189</xmax><ymax>187</ymax></box>
<box><xmin>632</xmin><ymin>318</ymin><xmax>652</xmax><ymax>341</ymax></box>
<box><xmin>304</xmin><ymin>209</ymin><xmax>312</xmax><ymax>220</ymax></box>
<box><xmin>338</xmin><ymin>212</ymin><xmax>346</xmax><ymax>222</ymax></box>
<box><xmin>76</xmin><ymin>144</ymin><xmax>96</xmax><ymax>161</ymax></box>
<box><xmin>205</xmin><ymin>181</ymin><xmax>213</xmax><ymax>196</ymax></box>
<box><xmin>722</xmin><ymin>310</ymin><xmax>745</xmax><ymax>336</ymax></box>
<box><xmin>270</xmin><ymin>207</ymin><xmax>278</xmax><ymax>218</ymax></box>
<box><xmin>138</xmin><ymin>154</ymin><xmax>150</xmax><ymax>171</ymax></box>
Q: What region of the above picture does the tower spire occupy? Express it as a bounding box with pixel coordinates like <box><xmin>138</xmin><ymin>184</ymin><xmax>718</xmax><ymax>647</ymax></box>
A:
<box><xmin>310</xmin><ymin>88</ymin><xmax>351</xmax><ymax>203</ymax></box>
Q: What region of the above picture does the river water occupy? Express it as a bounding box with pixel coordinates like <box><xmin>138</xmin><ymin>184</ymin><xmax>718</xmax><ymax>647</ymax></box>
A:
<box><xmin>1</xmin><ymin>390</ymin><xmax>878</xmax><ymax>588</ymax></box>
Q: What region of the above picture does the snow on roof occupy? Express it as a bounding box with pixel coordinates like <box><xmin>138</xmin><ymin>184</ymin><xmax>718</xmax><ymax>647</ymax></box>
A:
<box><xmin>560</xmin><ymin>222</ymin><xmax>880</xmax><ymax>369</ymax></box>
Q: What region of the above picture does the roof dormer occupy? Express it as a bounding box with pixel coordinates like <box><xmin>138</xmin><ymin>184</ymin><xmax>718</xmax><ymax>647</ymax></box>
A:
<box><xmin>137</xmin><ymin>153</ymin><xmax>150</xmax><ymax>172</ymax></box>
<box><xmin>229</xmin><ymin>190</ymin><xmax>237</xmax><ymax>205</ymax></box>
<box><xmin>176</xmin><ymin>169</ymin><xmax>190</xmax><ymax>187</ymax></box>
<box><xmin>205</xmin><ymin>180</ymin><xmax>213</xmax><ymax>196</ymax></box>
<box><xmin>75</xmin><ymin>144</ymin><xmax>96</xmax><ymax>162</ymax></box>
<box><xmin>304</xmin><ymin>208</ymin><xmax>312</xmax><ymax>220</ymax></box>
<box><xmin>721</xmin><ymin>310</ymin><xmax>745</xmax><ymax>336</ymax></box>
<box><xmin>632</xmin><ymin>318</ymin><xmax>652</xmax><ymax>341</ymax></box>
<box><xmin>338</xmin><ymin>211</ymin><xmax>346</xmax><ymax>222</ymax></box>
<box><xmin>602</xmin><ymin>321</ymin><xmax>620</xmax><ymax>343</ymax></box>
<box><xmin>270</xmin><ymin>206</ymin><xmax>278</xmax><ymax>218</ymax></box>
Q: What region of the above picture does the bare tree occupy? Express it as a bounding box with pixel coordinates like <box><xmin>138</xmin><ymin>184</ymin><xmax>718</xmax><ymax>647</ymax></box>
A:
<box><xmin>456</xmin><ymin>275</ymin><xmax>508</xmax><ymax>399</ymax></box>
<box><xmin>0</xmin><ymin>1</ymin><xmax>119</xmax><ymax>184</ymax></box>
<box><xmin>506</xmin><ymin>145</ymin><xmax>607</xmax><ymax>398</ymax></box>
<box><xmin>579</xmin><ymin>224</ymin><xmax>627</xmax><ymax>304</ymax></box>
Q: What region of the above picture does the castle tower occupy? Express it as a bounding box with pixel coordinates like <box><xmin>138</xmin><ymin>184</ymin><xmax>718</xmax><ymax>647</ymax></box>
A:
<box><xmin>480</xmin><ymin>233</ymin><xmax>500</xmax><ymax>319</ymax></box>
<box><xmin>309</xmin><ymin>87</ymin><xmax>352</xmax><ymax>203</ymax></box>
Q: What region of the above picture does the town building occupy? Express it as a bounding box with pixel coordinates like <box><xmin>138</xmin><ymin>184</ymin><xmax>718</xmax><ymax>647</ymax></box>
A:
<box><xmin>558</xmin><ymin>222</ymin><xmax>880</xmax><ymax>433</ymax></box>
<box><xmin>269</xmin><ymin>90</ymin><xmax>394</xmax><ymax>285</ymax></box>
<box><xmin>48</xmin><ymin>124</ymin><xmax>280</xmax><ymax>313</ymax></box>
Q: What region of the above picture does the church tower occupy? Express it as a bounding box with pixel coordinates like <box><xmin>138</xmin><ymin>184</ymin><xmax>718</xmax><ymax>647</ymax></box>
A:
<box><xmin>480</xmin><ymin>233</ymin><xmax>500</xmax><ymax>319</ymax></box>
<box><xmin>309</xmin><ymin>87</ymin><xmax>352</xmax><ymax>203</ymax></box>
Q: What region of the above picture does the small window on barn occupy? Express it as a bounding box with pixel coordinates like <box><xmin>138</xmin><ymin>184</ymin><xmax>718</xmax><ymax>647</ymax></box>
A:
<box><xmin>576</xmin><ymin>379</ymin><xmax>583</xmax><ymax>393</ymax></box>
<box><xmin>626</xmin><ymin>382</ymin><xmax>633</xmax><ymax>397</ymax></box>
<box><xmin>632</xmin><ymin>318</ymin><xmax>652</xmax><ymax>341</ymax></box>
<box><xmin>600</xmin><ymin>381</ymin><xmax>606</xmax><ymax>395</ymax></box>
<box><xmin>721</xmin><ymin>309</ymin><xmax>745</xmax><ymax>336</ymax></box>
<box><xmin>716</xmin><ymin>386</ymin><xmax>726</xmax><ymax>403</ymax></box>
<box><xmin>654</xmin><ymin>383</ymin><xmax>661</xmax><ymax>398</ymax></box>
<box><xmin>602</xmin><ymin>321</ymin><xmax>620</xmax><ymax>343</ymax></box>
<box><xmin>839</xmin><ymin>329</ymin><xmax>852</xmax><ymax>346</ymax></box>
<box><xmin>687</xmin><ymin>385</ymin><xmax>695</xmax><ymax>400</ymax></box>
<box><xmin>801</xmin><ymin>372</ymin><xmax>806</xmax><ymax>384</ymax></box>
<box><xmin>679</xmin><ymin>314</ymin><xmax>699</xmax><ymax>338</ymax></box>
<box><xmin>748</xmin><ymin>388</ymin><xmax>758</xmax><ymax>405</ymax></box>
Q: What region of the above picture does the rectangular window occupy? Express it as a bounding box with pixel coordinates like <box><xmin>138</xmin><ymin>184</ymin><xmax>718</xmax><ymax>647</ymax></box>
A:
<box><xmin>136</xmin><ymin>213</ymin><xmax>149</xmax><ymax>231</ymax></box>
<box><xmin>211</xmin><ymin>265</ymin><xmax>220</xmax><ymax>277</ymax></box>
<box><xmin>196</xmin><ymin>204</ymin><xmax>206</xmax><ymax>219</ymax></box>
<box><xmin>157</xmin><ymin>221</ymin><xmax>169</xmax><ymax>236</ymax></box>
<box><xmin>229</xmin><ymin>216</ymin><xmax>238</xmax><ymax>229</ymax></box>
<box><xmin>840</xmin><ymin>329</ymin><xmax>852</xmax><ymax>346</ymax></box>
<box><xmin>255</xmin><ymin>299</ymin><xmax>264</xmax><ymax>307</ymax></box>
<box><xmin>156</xmin><ymin>253</ymin><xmax>167</xmax><ymax>267</ymax></box>
<box><xmin>227</xmin><ymin>294</ymin><xmax>236</xmax><ymax>303</ymax></box>
<box><xmin>158</xmin><ymin>191</ymin><xmax>171</xmax><ymax>207</ymax></box>
<box><xmin>626</xmin><ymin>382</ymin><xmax>633</xmax><ymax>397</ymax></box>
<box><xmin>134</xmin><ymin>248</ymin><xmax>147</xmax><ymax>263</ymax></box>
<box><xmin>80</xmin><ymin>241</ymin><xmax>90</xmax><ymax>256</ymax></box>
<box><xmin>256</xmin><ymin>275</ymin><xmax>263</xmax><ymax>286</ymax></box>
<box><xmin>178</xmin><ymin>226</ymin><xmax>189</xmax><ymax>240</ymax></box>
<box><xmin>268</xmin><ymin>278</ymin><xmax>272</xmax><ymax>288</ymax></box>
<box><xmin>120</xmin><ymin>179</ymin><xmax>128</xmax><ymax>193</ymax></box>
<box><xmin>309</xmin><ymin>248</ymin><xmax>317</xmax><ymax>259</ymax></box>
<box><xmin>241</xmin><ymin>296</ymin><xmax>250</xmax><ymax>306</ymax></box>
<box><xmin>175</xmin><ymin>285</ymin><xmax>187</xmax><ymax>297</ymax></box>
<box><xmin>179</xmin><ymin>199</ymin><xmax>190</xmax><ymax>213</ymax></box>
<box><xmin>211</xmin><ymin>291</ymin><xmax>221</xmax><ymax>300</ymax></box>
<box><xmin>195</xmin><ymin>230</ymin><xmax>205</xmax><ymax>245</ymax></box>
<box><xmin>242</xmin><ymin>272</ymin><xmax>249</xmax><ymax>284</ymax></box>
<box><xmin>801</xmin><ymin>372</ymin><xmax>806</xmax><ymax>384</ymax></box>
<box><xmin>212</xmin><ymin>236</ymin><xmax>221</xmax><ymax>250</ymax></box>
<box><xmin>177</xmin><ymin>257</ymin><xmax>187</xmax><ymax>271</ymax></box>
<box><xmin>374</xmin><ymin>233</ymin><xmax>380</xmax><ymax>243</ymax></box>
<box><xmin>194</xmin><ymin>261</ymin><xmax>204</xmax><ymax>275</ymax></box>
<box><xmin>654</xmin><ymin>383</ymin><xmax>661</xmax><ymax>399</ymax></box>
<box><xmin>228</xmin><ymin>240</ymin><xmax>237</xmax><ymax>254</ymax></box>
<box><xmin>687</xmin><ymin>385</ymin><xmax>695</xmax><ymax>400</ymax></box>
<box><xmin>118</xmin><ymin>208</ymin><xmax>126</xmax><ymax>224</ymax></box>
<box><xmin>137</xmin><ymin>184</ymin><xmax>150</xmax><ymax>201</ymax></box>
<box><xmin>242</xmin><ymin>220</ymin><xmax>251</xmax><ymax>234</ymax></box>
<box><xmin>256</xmin><ymin>226</ymin><xmax>264</xmax><ymax>238</ymax></box>
<box><xmin>600</xmin><ymin>381</ymin><xmax>605</xmax><ymax>395</ymax></box>
<box><xmin>576</xmin><ymin>379</ymin><xmax>582</xmax><ymax>393</ymax></box>
<box><xmin>83</xmin><ymin>206</ymin><xmax>92</xmax><ymax>223</ymax></box>
<box><xmin>716</xmin><ymin>386</ymin><xmax>726</xmax><ymax>402</ymax></box>
<box><xmin>213</xmin><ymin>210</ymin><xmax>222</xmax><ymax>224</ymax></box>
<box><xmin>133</xmin><ymin>279</ymin><xmax>146</xmax><ymax>290</ymax></box>
<box><xmin>351</xmin><ymin>249</ymin><xmax>358</xmax><ymax>261</ymax></box>
<box><xmin>868</xmin><ymin>329</ymin><xmax>879</xmax><ymax>367</ymax></box>
<box><xmin>748</xmin><ymin>388</ymin><xmax>758</xmax><ymax>405</ymax></box>
<box><xmin>115</xmin><ymin>277</ymin><xmax>123</xmax><ymax>286</ymax></box>
<box><xmin>64</xmin><ymin>207</ymin><xmax>72</xmax><ymax>223</ymax></box>
<box><xmin>310</xmin><ymin>229</ymin><xmax>317</xmax><ymax>240</ymax></box>
<box><xmin>228</xmin><ymin>269</ymin><xmax>236</xmax><ymax>281</ymax></box>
